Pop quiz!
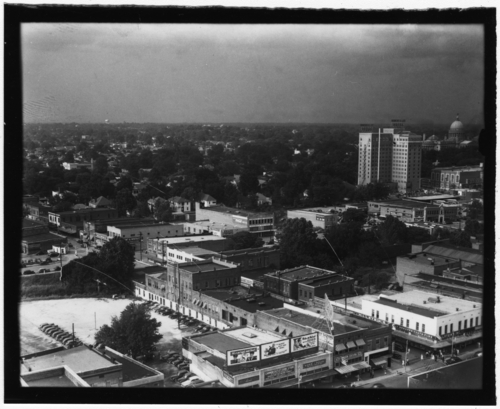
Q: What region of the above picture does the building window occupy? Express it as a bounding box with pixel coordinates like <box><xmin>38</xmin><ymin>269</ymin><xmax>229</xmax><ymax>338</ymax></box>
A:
<box><xmin>458</xmin><ymin>321</ymin><xmax>462</xmax><ymax>330</ymax></box>
<box><xmin>375</xmin><ymin>338</ymin><xmax>380</xmax><ymax>348</ymax></box>
<box><xmin>385</xmin><ymin>313</ymin><xmax>389</xmax><ymax>322</ymax></box>
<box><xmin>406</xmin><ymin>319</ymin><xmax>409</xmax><ymax>328</ymax></box>
<box><xmin>383</xmin><ymin>337</ymin><xmax>388</xmax><ymax>347</ymax></box>
<box><xmin>371</xmin><ymin>309</ymin><xmax>375</xmax><ymax>318</ymax></box>
<box><xmin>470</xmin><ymin>318</ymin><xmax>473</xmax><ymax>328</ymax></box>
<box><xmin>391</xmin><ymin>315</ymin><xmax>394</xmax><ymax>324</ymax></box>
<box><xmin>464</xmin><ymin>320</ymin><xmax>468</xmax><ymax>329</ymax></box>
<box><xmin>376</xmin><ymin>311</ymin><xmax>379</xmax><ymax>319</ymax></box>
<box><xmin>400</xmin><ymin>317</ymin><xmax>404</xmax><ymax>326</ymax></box>
<box><xmin>444</xmin><ymin>325</ymin><xmax>448</xmax><ymax>334</ymax></box>
<box><xmin>299</xmin><ymin>289</ymin><xmax>303</xmax><ymax>297</ymax></box>
<box><xmin>422</xmin><ymin>324</ymin><xmax>425</xmax><ymax>333</ymax></box>
<box><xmin>416</xmin><ymin>322</ymin><xmax>419</xmax><ymax>331</ymax></box>
<box><xmin>475</xmin><ymin>317</ymin><xmax>479</xmax><ymax>326</ymax></box>
<box><xmin>450</xmin><ymin>323</ymin><xmax>453</xmax><ymax>333</ymax></box>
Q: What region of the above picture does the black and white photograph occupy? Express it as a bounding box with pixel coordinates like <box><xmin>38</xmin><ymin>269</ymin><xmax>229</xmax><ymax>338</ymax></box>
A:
<box><xmin>4</xmin><ymin>4</ymin><xmax>495</xmax><ymax>407</ymax></box>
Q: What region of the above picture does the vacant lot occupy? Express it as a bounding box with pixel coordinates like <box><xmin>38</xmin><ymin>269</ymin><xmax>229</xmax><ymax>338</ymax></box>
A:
<box><xmin>20</xmin><ymin>298</ymin><xmax>194</xmax><ymax>356</ymax></box>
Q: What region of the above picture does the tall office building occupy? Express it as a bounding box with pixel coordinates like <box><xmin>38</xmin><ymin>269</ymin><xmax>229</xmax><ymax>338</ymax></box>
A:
<box><xmin>357</xmin><ymin>120</ymin><xmax>422</xmax><ymax>193</ymax></box>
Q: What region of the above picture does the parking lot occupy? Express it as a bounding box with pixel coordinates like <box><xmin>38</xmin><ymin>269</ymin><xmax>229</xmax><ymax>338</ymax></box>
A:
<box><xmin>19</xmin><ymin>297</ymin><xmax>213</xmax><ymax>387</ymax></box>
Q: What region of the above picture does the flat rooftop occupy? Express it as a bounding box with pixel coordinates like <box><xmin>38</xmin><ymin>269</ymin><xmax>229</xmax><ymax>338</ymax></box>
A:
<box><xmin>181</xmin><ymin>261</ymin><xmax>232</xmax><ymax>273</ymax></box>
<box><xmin>264</xmin><ymin>308</ymin><xmax>384</xmax><ymax>335</ymax></box>
<box><xmin>105</xmin><ymin>349</ymin><xmax>158</xmax><ymax>382</ymax></box>
<box><xmin>300</xmin><ymin>274</ymin><xmax>351</xmax><ymax>287</ymax></box>
<box><xmin>402</xmin><ymin>253</ymin><xmax>458</xmax><ymax>266</ymax></box>
<box><xmin>193</xmin><ymin>332</ymin><xmax>252</xmax><ymax>354</ymax></box>
<box><xmin>373</xmin><ymin>291</ymin><xmax>482</xmax><ymax>315</ymax></box>
<box><xmin>21</xmin><ymin>346</ymin><xmax>119</xmax><ymax>374</ymax></box>
<box><xmin>288</xmin><ymin>208</ymin><xmax>336</xmax><ymax>215</ymax></box>
<box><xmin>424</xmin><ymin>244</ymin><xmax>483</xmax><ymax>265</ymax></box>
<box><xmin>224</xmin><ymin>327</ymin><xmax>283</xmax><ymax>346</ymax></box>
<box><xmin>22</xmin><ymin>232</ymin><xmax>65</xmax><ymax>243</ymax></box>
<box><xmin>413</xmin><ymin>272</ymin><xmax>483</xmax><ymax>290</ymax></box>
<box><xmin>407</xmin><ymin>195</ymin><xmax>459</xmax><ymax>202</ymax></box>
<box><xmin>187</xmin><ymin>220</ymin><xmax>248</xmax><ymax>231</ymax></box>
<box><xmin>267</xmin><ymin>266</ymin><xmax>338</xmax><ymax>282</ymax></box>
<box><xmin>157</xmin><ymin>236</ymin><xmax>226</xmax><ymax>245</ymax></box>
<box><xmin>373</xmin><ymin>298</ymin><xmax>447</xmax><ymax>318</ymax></box>
<box><xmin>199</xmin><ymin>206</ymin><xmax>273</xmax><ymax>219</ymax></box>
<box><xmin>201</xmin><ymin>287</ymin><xmax>284</xmax><ymax>313</ymax></box>
<box><xmin>22</xmin><ymin>371</ymin><xmax>79</xmax><ymax>387</ymax></box>
<box><xmin>177</xmin><ymin>246</ymin><xmax>219</xmax><ymax>257</ymax></box>
<box><xmin>22</xmin><ymin>219</ymin><xmax>45</xmax><ymax>229</ymax></box>
<box><xmin>220</xmin><ymin>247</ymin><xmax>279</xmax><ymax>257</ymax></box>
<box><xmin>371</xmin><ymin>200</ymin><xmax>430</xmax><ymax>209</ymax></box>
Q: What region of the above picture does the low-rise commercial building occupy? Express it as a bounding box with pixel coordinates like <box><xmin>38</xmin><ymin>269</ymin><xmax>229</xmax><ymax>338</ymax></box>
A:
<box><xmin>396</xmin><ymin>252</ymin><xmax>461</xmax><ymax>277</ymax></box>
<box><xmin>182</xmin><ymin>220</ymin><xmax>249</xmax><ymax>237</ymax></box>
<box><xmin>332</xmin><ymin>291</ymin><xmax>482</xmax><ymax>354</ymax></box>
<box><xmin>22</xmin><ymin>219</ymin><xmax>67</xmax><ymax>255</ymax></box>
<box><xmin>48</xmin><ymin>207</ymin><xmax>118</xmax><ymax>235</ymax></box>
<box><xmin>368</xmin><ymin>199</ymin><xmax>460</xmax><ymax>224</ymax></box>
<box><xmin>20</xmin><ymin>345</ymin><xmax>163</xmax><ymax>387</ymax></box>
<box><xmin>147</xmin><ymin>236</ymin><xmax>230</xmax><ymax>263</ymax></box>
<box><xmin>430</xmin><ymin>164</ymin><xmax>483</xmax><ymax>190</ymax></box>
<box><xmin>182</xmin><ymin>325</ymin><xmax>333</xmax><ymax>388</ymax></box>
<box><xmin>256</xmin><ymin>304</ymin><xmax>393</xmax><ymax>374</ymax></box>
<box><xmin>263</xmin><ymin>266</ymin><xmax>353</xmax><ymax>301</ymax></box>
<box><xmin>195</xmin><ymin>203</ymin><xmax>275</xmax><ymax>242</ymax></box>
<box><xmin>217</xmin><ymin>247</ymin><xmax>280</xmax><ymax>272</ymax></box>
<box><xmin>107</xmin><ymin>223</ymin><xmax>183</xmax><ymax>244</ymax></box>
<box><xmin>287</xmin><ymin>209</ymin><xmax>339</xmax><ymax>229</ymax></box>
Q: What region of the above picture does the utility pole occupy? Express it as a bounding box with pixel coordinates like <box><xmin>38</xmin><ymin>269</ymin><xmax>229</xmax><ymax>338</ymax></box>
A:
<box><xmin>139</xmin><ymin>232</ymin><xmax>143</xmax><ymax>261</ymax></box>
<box><xmin>404</xmin><ymin>339</ymin><xmax>409</xmax><ymax>373</ymax></box>
<box><xmin>59</xmin><ymin>242</ymin><xmax>64</xmax><ymax>281</ymax></box>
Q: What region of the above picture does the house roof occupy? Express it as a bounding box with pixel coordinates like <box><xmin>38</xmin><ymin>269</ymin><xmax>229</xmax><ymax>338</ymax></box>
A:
<box><xmin>90</xmin><ymin>196</ymin><xmax>112</xmax><ymax>207</ymax></box>
<box><xmin>197</xmin><ymin>192</ymin><xmax>216</xmax><ymax>202</ymax></box>
<box><xmin>169</xmin><ymin>196</ymin><xmax>189</xmax><ymax>204</ymax></box>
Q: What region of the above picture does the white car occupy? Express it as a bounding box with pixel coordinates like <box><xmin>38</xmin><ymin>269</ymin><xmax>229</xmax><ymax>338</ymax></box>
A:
<box><xmin>181</xmin><ymin>376</ymin><xmax>200</xmax><ymax>387</ymax></box>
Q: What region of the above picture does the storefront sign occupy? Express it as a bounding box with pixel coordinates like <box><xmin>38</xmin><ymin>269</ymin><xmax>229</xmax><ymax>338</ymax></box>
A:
<box><xmin>261</xmin><ymin>339</ymin><xmax>290</xmax><ymax>360</ymax></box>
<box><xmin>227</xmin><ymin>346</ymin><xmax>260</xmax><ymax>366</ymax></box>
<box><xmin>303</xmin><ymin>359</ymin><xmax>326</xmax><ymax>369</ymax></box>
<box><xmin>263</xmin><ymin>364</ymin><xmax>295</xmax><ymax>381</ymax></box>
<box><xmin>238</xmin><ymin>375</ymin><xmax>260</xmax><ymax>385</ymax></box>
<box><xmin>241</xmin><ymin>277</ymin><xmax>253</xmax><ymax>288</ymax></box>
<box><xmin>291</xmin><ymin>333</ymin><xmax>318</xmax><ymax>352</ymax></box>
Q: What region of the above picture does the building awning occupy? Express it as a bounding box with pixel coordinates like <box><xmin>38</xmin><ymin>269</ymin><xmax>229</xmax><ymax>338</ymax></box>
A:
<box><xmin>370</xmin><ymin>358</ymin><xmax>387</xmax><ymax>367</ymax></box>
<box><xmin>355</xmin><ymin>339</ymin><xmax>366</xmax><ymax>347</ymax></box>
<box><xmin>334</xmin><ymin>361</ymin><xmax>370</xmax><ymax>375</ymax></box>
<box><xmin>193</xmin><ymin>299</ymin><xmax>199</xmax><ymax>305</ymax></box>
<box><xmin>346</xmin><ymin>341</ymin><xmax>356</xmax><ymax>349</ymax></box>
<box><xmin>335</xmin><ymin>343</ymin><xmax>347</xmax><ymax>352</ymax></box>
<box><xmin>203</xmin><ymin>302</ymin><xmax>208</xmax><ymax>308</ymax></box>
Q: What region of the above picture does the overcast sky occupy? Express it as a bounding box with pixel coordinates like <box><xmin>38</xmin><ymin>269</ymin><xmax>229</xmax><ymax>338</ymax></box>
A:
<box><xmin>22</xmin><ymin>24</ymin><xmax>484</xmax><ymax>125</ymax></box>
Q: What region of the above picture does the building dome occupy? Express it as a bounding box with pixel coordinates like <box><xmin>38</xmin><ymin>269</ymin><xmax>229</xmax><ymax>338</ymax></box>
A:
<box><xmin>450</xmin><ymin>114</ymin><xmax>464</xmax><ymax>131</ymax></box>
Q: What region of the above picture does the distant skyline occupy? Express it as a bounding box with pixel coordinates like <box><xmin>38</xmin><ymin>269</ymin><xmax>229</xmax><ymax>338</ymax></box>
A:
<box><xmin>22</xmin><ymin>24</ymin><xmax>484</xmax><ymax>125</ymax></box>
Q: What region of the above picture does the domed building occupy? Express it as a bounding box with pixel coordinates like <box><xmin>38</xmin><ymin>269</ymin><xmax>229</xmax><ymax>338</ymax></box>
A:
<box><xmin>447</xmin><ymin>114</ymin><xmax>465</xmax><ymax>145</ymax></box>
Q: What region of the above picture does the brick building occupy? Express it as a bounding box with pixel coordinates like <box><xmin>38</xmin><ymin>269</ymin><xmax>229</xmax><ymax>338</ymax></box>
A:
<box><xmin>263</xmin><ymin>266</ymin><xmax>352</xmax><ymax>301</ymax></box>
<box><xmin>255</xmin><ymin>304</ymin><xmax>393</xmax><ymax>374</ymax></box>
<box><xmin>286</xmin><ymin>209</ymin><xmax>339</xmax><ymax>229</ymax></box>
<box><xmin>396</xmin><ymin>252</ymin><xmax>461</xmax><ymax>278</ymax></box>
<box><xmin>217</xmin><ymin>247</ymin><xmax>280</xmax><ymax>272</ymax></box>
<box><xmin>368</xmin><ymin>199</ymin><xmax>460</xmax><ymax>224</ymax></box>
<box><xmin>48</xmin><ymin>207</ymin><xmax>118</xmax><ymax>235</ymax></box>
<box><xmin>22</xmin><ymin>219</ymin><xmax>67</xmax><ymax>255</ymax></box>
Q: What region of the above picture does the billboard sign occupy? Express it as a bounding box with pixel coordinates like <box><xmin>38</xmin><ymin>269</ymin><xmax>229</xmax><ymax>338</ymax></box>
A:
<box><xmin>260</xmin><ymin>339</ymin><xmax>290</xmax><ymax>360</ymax></box>
<box><xmin>226</xmin><ymin>346</ymin><xmax>260</xmax><ymax>366</ymax></box>
<box><xmin>291</xmin><ymin>333</ymin><xmax>319</xmax><ymax>353</ymax></box>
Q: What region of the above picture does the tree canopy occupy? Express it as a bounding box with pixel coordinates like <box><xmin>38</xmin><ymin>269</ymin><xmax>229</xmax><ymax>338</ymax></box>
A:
<box><xmin>95</xmin><ymin>303</ymin><xmax>163</xmax><ymax>359</ymax></box>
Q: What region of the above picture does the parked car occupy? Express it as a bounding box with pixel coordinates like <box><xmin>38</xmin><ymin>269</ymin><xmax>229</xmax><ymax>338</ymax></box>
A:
<box><xmin>38</xmin><ymin>269</ymin><xmax>48</xmax><ymax>274</ymax></box>
<box><xmin>474</xmin><ymin>351</ymin><xmax>483</xmax><ymax>357</ymax></box>
<box><xmin>170</xmin><ymin>370</ymin><xmax>189</xmax><ymax>382</ymax></box>
<box><xmin>187</xmin><ymin>379</ymin><xmax>204</xmax><ymax>387</ymax></box>
<box><xmin>35</xmin><ymin>258</ymin><xmax>43</xmax><ymax>264</ymax></box>
<box><xmin>178</xmin><ymin>374</ymin><xmax>197</xmax><ymax>384</ymax></box>
<box><xmin>23</xmin><ymin>270</ymin><xmax>35</xmax><ymax>275</ymax></box>
<box><xmin>54</xmin><ymin>266</ymin><xmax>61</xmax><ymax>271</ymax></box>
<box><xmin>39</xmin><ymin>323</ymin><xmax>52</xmax><ymax>330</ymax></box>
<box><xmin>42</xmin><ymin>324</ymin><xmax>58</xmax><ymax>333</ymax></box>
<box><xmin>371</xmin><ymin>383</ymin><xmax>386</xmax><ymax>388</ymax></box>
<box><xmin>181</xmin><ymin>376</ymin><xmax>200</xmax><ymax>387</ymax></box>
<box><xmin>49</xmin><ymin>252</ymin><xmax>59</xmax><ymax>257</ymax></box>
<box><xmin>444</xmin><ymin>356</ymin><xmax>463</xmax><ymax>365</ymax></box>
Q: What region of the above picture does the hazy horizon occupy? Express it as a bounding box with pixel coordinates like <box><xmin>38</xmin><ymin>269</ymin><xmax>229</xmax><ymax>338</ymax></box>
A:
<box><xmin>22</xmin><ymin>24</ymin><xmax>485</xmax><ymax>126</ymax></box>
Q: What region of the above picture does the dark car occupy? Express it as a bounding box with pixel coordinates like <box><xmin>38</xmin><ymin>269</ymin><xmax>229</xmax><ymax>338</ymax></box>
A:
<box><xmin>444</xmin><ymin>356</ymin><xmax>463</xmax><ymax>365</ymax></box>
<box><xmin>23</xmin><ymin>270</ymin><xmax>36</xmax><ymax>275</ymax></box>
<box><xmin>371</xmin><ymin>383</ymin><xmax>386</xmax><ymax>388</ymax></box>
<box><xmin>170</xmin><ymin>370</ymin><xmax>189</xmax><ymax>382</ymax></box>
<box><xmin>177</xmin><ymin>373</ymin><xmax>195</xmax><ymax>383</ymax></box>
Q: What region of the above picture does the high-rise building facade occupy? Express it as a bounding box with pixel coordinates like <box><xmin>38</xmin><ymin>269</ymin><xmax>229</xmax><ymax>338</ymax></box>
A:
<box><xmin>357</xmin><ymin>120</ymin><xmax>423</xmax><ymax>193</ymax></box>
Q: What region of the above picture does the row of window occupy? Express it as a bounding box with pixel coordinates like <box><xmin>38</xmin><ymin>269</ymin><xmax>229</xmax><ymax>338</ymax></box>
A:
<box><xmin>249</xmin><ymin>218</ymin><xmax>273</xmax><ymax>225</ymax></box>
<box><xmin>439</xmin><ymin>317</ymin><xmax>479</xmax><ymax>335</ymax></box>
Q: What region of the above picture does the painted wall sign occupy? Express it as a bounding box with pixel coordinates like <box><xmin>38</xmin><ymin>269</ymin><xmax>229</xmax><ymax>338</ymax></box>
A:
<box><xmin>226</xmin><ymin>346</ymin><xmax>260</xmax><ymax>366</ymax></box>
<box><xmin>291</xmin><ymin>333</ymin><xmax>318</xmax><ymax>352</ymax></box>
<box><xmin>261</xmin><ymin>339</ymin><xmax>290</xmax><ymax>360</ymax></box>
